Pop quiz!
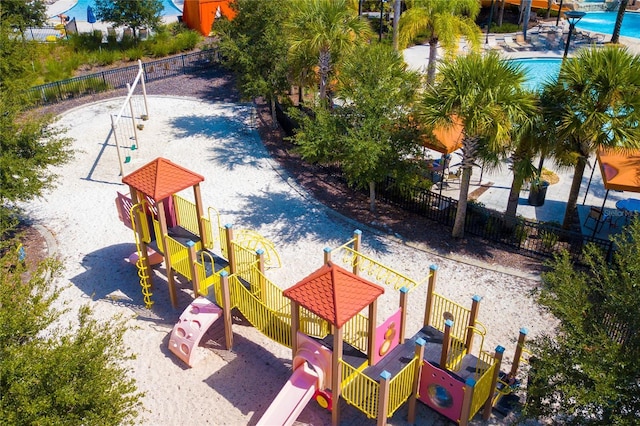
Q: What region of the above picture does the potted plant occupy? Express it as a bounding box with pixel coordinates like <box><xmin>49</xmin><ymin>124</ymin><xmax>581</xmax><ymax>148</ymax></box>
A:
<box><xmin>528</xmin><ymin>173</ymin><xmax>550</xmax><ymax>207</ymax></box>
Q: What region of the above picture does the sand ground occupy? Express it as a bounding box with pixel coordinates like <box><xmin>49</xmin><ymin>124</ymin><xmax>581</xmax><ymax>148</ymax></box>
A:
<box><xmin>21</xmin><ymin>95</ymin><xmax>556</xmax><ymax>425</ymax></box>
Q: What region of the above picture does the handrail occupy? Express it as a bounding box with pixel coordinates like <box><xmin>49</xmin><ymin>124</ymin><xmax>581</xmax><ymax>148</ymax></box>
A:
<box><xmin>387</xmin><ymin>357</ymin><xmax>419</xmax><ymax>417</ymax></box>
<box><xmin>339</xmin><ymin>359</ymin><xmax>379</xmax><ymax>419</ymax></box>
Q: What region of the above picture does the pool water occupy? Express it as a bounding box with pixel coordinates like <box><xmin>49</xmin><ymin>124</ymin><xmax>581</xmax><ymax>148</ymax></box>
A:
<box><xmin>575</xmin><ymin>11</ymin><xmax>640</xmax><ymax>39</ymax></box>
<box><xmin>510</xmin><ymin>58</ymin><xmax>562</xmax><ymax>91</ymax></box>
<box><xmin>61</xmin><ymin>0</ymin><xmax>182</xmax><ymax>21</ymax></box>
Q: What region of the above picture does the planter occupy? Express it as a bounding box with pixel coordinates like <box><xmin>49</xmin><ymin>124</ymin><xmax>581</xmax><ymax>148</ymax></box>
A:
<box><xmin>528</xmin><ymin>181</ymin><xmax>549</xmax><ymax>206</ymax></box>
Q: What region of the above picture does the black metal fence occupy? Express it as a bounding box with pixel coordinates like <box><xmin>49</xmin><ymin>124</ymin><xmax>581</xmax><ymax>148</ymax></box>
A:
<box><xmin>26</xmin><ymin>49</ymin><xmax>219</xmax><ymax>107</ymax></box>
<box><xmin>377</xmin><ymin>175</ymin><xmax>614</xmax><ymax>264</ymax></box>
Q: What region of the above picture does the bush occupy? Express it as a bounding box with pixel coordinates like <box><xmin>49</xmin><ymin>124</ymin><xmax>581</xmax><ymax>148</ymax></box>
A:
<box><xmin>0</xmin><ymin>242</ymin><xmax>144</xmax><ymax>425</ymax></box>
<box><xmin>489</xmin><ymin>22</ymin><xmax>521</xmax><ymax>33</ymax></box>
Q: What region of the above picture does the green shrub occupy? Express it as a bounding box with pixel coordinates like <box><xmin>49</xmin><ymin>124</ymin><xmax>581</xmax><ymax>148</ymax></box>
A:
<box><xmin>0</xmin><ymin>243</ymin><xmax>144</xmax><ymax>425</ymax></box>
<box><xmin>125</xmin><ymin>47</ymin><xmax>145</xmax><ymax>61</ymax></box>
<box><xmin>95</xmin><ymin>49</ymin><xmax>121</xmax><ymax>66</ymax></box>
<box><xmin>514</xmin><ymin>222</ymin><xmax>529</xmax><ymax>244</ymax></box>
<box><xmin>489</xmin><ymin>22</ymin><xmax>521</xmax><ymax>33</ymax></box>
<box><xmin>540</xmin><ymin>228</ymin><xmax>559</xmax><ymax>250</ymax></box>
<box><xmin>173</xmin><ymin>30</ymin><xmax>201</xmax><ymax>52</ymax></box>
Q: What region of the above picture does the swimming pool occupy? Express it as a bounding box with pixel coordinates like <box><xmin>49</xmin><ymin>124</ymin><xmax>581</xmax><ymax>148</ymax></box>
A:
<box><xmin>60</xmin><ymin>0</ymin><xmax>182</xmax><ymax>21</ymax></box>
<box><xmin>575</xmin><ymin>11</ymin><xmax>640</xmax><ymax>39</ymax></box>
<box><xmin>510</xmin><ymin>58</ymin><xmax>562</xmax><ymax>91</ymax></box>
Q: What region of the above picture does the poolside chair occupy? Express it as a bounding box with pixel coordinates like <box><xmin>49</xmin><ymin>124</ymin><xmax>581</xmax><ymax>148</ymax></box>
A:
<box><xmin>584</xmin><ymin>206</ymin><xmax>614</xmax><ymax>232</ymax></box>
<box><xmin>529</xmin><ymin>34</ymin><xmax>547</xmax><ymax>51</ymax></box>
<box><xmin>504</xmin><ymin>36</ymin><xmax>520</xmax><ymax>51</ymax></box>
<box><xmin>485</xmin><ymin>35</ymin><xmax>502</xmax><ymax>51</ymax></box>
<box><xmin>515</xmin><ymin>33</ymin><xmax>532</xmax><ymax>49</ymax></box>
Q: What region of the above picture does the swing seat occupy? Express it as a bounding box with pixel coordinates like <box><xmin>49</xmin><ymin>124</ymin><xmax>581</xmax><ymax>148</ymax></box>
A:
<box><xmin>125</xmin><ymin>156</ymin><xmax>131</xmax><ymax>163</ymax></box>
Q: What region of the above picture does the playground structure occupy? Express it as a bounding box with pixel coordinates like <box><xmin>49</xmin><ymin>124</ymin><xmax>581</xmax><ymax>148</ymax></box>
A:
<box><xmin>116</xmin><ymin>158</ymin><xmax>531</xmax><ymax>425</ymax></box>
<box><xmin>110</xmin><ymin>60</ymin><xmax>149</xmax><ymax>176</ymax></box>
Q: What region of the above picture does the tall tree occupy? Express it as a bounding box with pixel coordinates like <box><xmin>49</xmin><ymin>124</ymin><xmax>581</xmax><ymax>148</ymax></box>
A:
<box><xmin>541</xmin><ymin>46</ymin><xmax>640</xmax><ymax>230</ymax></box>
<box><xmin>214</xmin><ymin>0</ymin><xmax>290</xmax><ymax>126</ymax></box>
<box><xmin>419</xmin><ymin>52</ymin><xmax>536</xmax><ymax>238</ymax></box>
<box><xmin>286</xmin><ymin>0</ymin><xmax>372</xmax><ymax>103</ymax></box>
<box><xmin>0</xmin><ymin>0</ymin><xmax>47</xmax><ymax>34</ymax></box>
<box><xmin>398</xmin><ymin>0</ymin><xmax>481</xmax><ymax>84</ymax></box>
<box><xmin>0</xmin><ymin>20</ymin><xmax>72</xmax><ymax>237</ymax></box>
<box><xmin>291</xmin><ymin>43</ymin><xmax>421</xmax><ymax>212</ymax></box>
<box><xmin>610</xmin><ymin>0</ymin><xmax>628</xmax><ymax>44</ymax></box>
<box><xmin>94</xmin><ymin>0</ymin><xmax>163</xmax><ymax>39</ymax></box>
<box><xmin>525</xmin><ymin>218</ymin><xmax>640</xmax><ymax>424</ymax></box>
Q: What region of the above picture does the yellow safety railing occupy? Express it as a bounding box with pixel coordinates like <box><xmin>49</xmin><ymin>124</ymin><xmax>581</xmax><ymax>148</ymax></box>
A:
<box><xmin>165</xmin><ymin>235</ymin><xmax>191</xmax><ymax>280</ymax></box>
<box><xmin>231</xmin><ymin>241</ymin><xmax>258</xmax><ymax>281</ymax></box>
<box><xmin>342</xmin><ymin>313</ymin><xmax>369</xmax><ymax>353</ymax></box>
<box><xmin>152</xmin><ymin>218</ymin><xmax>164</xmax><ymax>253</ymax></box>
<box><xmin>300</xmin><ymin>306</ymin><xmax>330</xmax><ymax>339</ymax></box>
<box><xmin>202</xmin><ymin>216</ymin><xmax>214</xmax><ymax>250</ymax></box>
<box><xmin>230</xmin><ymin>275</ymin><xmax>291</xmax><ymax>347</ymax></box>
<box><xmin>194</xmin><ymin>250</ymin><xmax>223</xmax><ymax>296</ymax></box>
<box><xmin>467</xmin><ymin>351</ymin><xmax>498</xmax><ymax>422</ymax></box>
<box><xmin>387</xmin><ymin>357</ymin><xmax>420</xmax><ymax>417</ymax></box>
<box><xmin>446</xmin><ymin>337</ymin><xmax>468</xmax><ymax>371</ymax></box>
<box><xmin>172</xmin><ymin>194</ymin><xmax>201</xmax><ymax>236</ymax></box>
<box><xmin>251</xmin><ymin>266</ymin><xmax>280</xmax><ymax>308</ymax></box>
<box><xmin>431</xmin><ymin>292</ymin><xmax>471</xmax><ymax>341</ymax></box>
<box><xmin>340</xmin><ymin>359</ymin><xmax>379</xmax><ymax>419</ymax></box>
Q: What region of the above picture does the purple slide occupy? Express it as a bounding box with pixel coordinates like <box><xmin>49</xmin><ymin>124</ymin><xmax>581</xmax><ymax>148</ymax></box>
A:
<box><xmin>257</xmin><ymin>363</ymin><xmax>319</xmax><ymax>426</ymax></box>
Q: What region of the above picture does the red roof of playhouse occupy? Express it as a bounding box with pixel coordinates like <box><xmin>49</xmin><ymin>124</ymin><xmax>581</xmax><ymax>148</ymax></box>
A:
<box><xmin>182</xmin><ymin>0</ymin><xmax>236</xmax><ymax>36</ymax></box>
<box><xmin>283</xmin><ymin>262</ymin><xmax>385</xmax><ymax>328</ymax></box>
<box><xmin>122</xmin><ymin>157</ymin><xmax>204</xmax><ymax>201</ymax></box>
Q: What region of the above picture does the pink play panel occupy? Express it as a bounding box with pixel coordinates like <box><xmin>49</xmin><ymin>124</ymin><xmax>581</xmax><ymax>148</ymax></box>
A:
<box><xmin>419</xmin><ymin>361</ymin><xmax>465</xmax><ymax>423</ymax></box>
<box><xmin>168</xmin><ymin>297</ymin><xmax>222</xmax><ymax>367</ymax></box>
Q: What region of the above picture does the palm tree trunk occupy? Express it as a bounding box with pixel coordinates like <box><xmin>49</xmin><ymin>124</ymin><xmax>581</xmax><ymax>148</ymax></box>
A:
<box><xmin>369</xmin><ymin>181</ymin><xmax>376</xmax><ymax>213</ymax></box>
<box><xmin>611</xmin><ymin>0</ymin><xmax>628</xmax><ymax>44</ymax></box>
<box><xmin>426</xmin><ymin>38</ymin><xmax>438</xmax><ymax>85</ymax></box>
<box><xmin>452</xmin><ymin>166</ymin><xmax>472</xmax><ymax>238</ymax></box>
<box><xmin>505</xmin><ymin>174</ymin><xmax>523</xmax><ymax>225</ymax></box>
<box><xmin>498</xmin><ymin>0</ymin><xmax>506</xmax><ymax>26</ymax></box>
<box><xmin>318</xmin><ymin>49</ymin><xmax>331</xmax><ymax>101</ymax></box>
<box><xmin>392</xmin><ymin>0</ymin><xmax>401</xmax><ymax>51</ymax></box>
<box><xmin>562</xmin><ymin>155</ymin><xmax>588</xmax><ymax>229</ymax></box>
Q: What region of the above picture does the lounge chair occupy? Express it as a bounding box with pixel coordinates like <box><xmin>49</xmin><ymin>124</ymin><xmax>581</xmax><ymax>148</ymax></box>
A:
<box><xmin>515</xmin><ymin>33</ymin><xmax>532</xmax><ymax>49</ymax></box>
<box><xmin>504</xmin><ymin>36</ymin><xmax>520</xmax><ymax>50</ymax></box>
<box><xmin>530</xmin><ymin>34</ymin><xmax>547</xmax><ymax>50</ymax></box>
<box><xmin>484</xmin><ymin>35</ymin><xmax>502</xmax><ymax>51</ymax></box>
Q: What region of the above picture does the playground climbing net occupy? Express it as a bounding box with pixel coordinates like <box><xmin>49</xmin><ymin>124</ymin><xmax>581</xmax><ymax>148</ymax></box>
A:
<box><xmin>111</xmin><ymin>59</ymin><xmax>149</xmax><ymax>176</ymax></box>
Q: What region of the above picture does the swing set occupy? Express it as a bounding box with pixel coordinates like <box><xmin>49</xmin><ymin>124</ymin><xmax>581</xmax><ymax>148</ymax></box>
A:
<box><xmin>111</xmin><ymin>59</ymin><xmax>149</xmax><ymax>176</ymax></box>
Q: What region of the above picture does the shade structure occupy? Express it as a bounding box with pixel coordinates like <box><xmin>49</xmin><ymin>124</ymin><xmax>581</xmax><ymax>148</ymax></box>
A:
<box><xmin>122</xmin><ymin>157</ymin><xmax>204</xmax><ymax>202</ymax></box>
<box><xmin>421</xmin><ymin>116</ymin><xmax>464</xmax><ymax>155</ymax></box>
<box><xmin>597</xmin><ymin>147</ymin><xmax>640</xmax><ymax>193</ymax></box>
<box><xmin>182</xmin><ymin>0</ymin><xmax>235</xmax><ymax>36</ymax></box>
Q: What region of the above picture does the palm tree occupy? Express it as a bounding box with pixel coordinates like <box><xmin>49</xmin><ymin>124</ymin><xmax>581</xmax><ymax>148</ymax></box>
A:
<box><xmin>611</xmin><ymin>0</ymin><xmax>629</xmax><ymax>44</ymax></box>
<box><xmin>419</xmin><ymin>52</ymin><xmax>537</xmax><ymax>238</ymax></box>
<box><xmin>286</xmin><ymin>0</ymin><xmax>372</xmax><ymax>103</ymax></box>
<box><xmin>398</xmin><ymin>0</ymin><xmax>481</xmax><ymax>84</ymax></box>
<box><xmin>541</xmin><ymin>46</ymin><xmax>640</xmax><ymax>229</ymax></box>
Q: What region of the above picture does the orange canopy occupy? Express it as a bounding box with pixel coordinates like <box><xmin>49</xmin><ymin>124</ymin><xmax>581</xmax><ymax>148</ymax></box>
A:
<box><xmin>182</xmin><ymin>0</ymin><xmax>235</xmax><ymax>36</ymax></box>
<box><xmin>421</xmin><ymin>116</ymin><xmax>464</xmax><ymax>155</ymax></box>
<box><xmin>597</xmin><ymin>147</ymin><xmax>640</xmax><ymax>193</ymax></box>
<box><xmin>122</xmin><ymin>157</ymin><xmax>204</xmax><ymax>201</ymax></box>
<box><xmin>481</xmin><ymin>0</ymin><xmax>571</xmax><ymax>12</ymax></box>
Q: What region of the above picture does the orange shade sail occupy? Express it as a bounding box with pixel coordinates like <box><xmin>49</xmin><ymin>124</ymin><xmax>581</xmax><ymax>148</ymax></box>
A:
<box><xmin>597</xmin><ymin>147</ymin><xmax>640</xmax><ymax>193</ymax></box>
<box><xmin>182</xmin><ymin>0</ymin><xmax>236</xmax><ymax>36</ymax></box>
<box><xmin>421</xmin><ymin>116</ymin><xmax>464</xmax><ymax>155</ymax></box>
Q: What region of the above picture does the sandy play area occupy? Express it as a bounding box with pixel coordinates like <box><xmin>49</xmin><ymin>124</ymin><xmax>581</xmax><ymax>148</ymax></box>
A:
<box><xmin>22</xmin><ymin>95</ymin><xmax>555</xmax><ymax>425</ymax></box>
